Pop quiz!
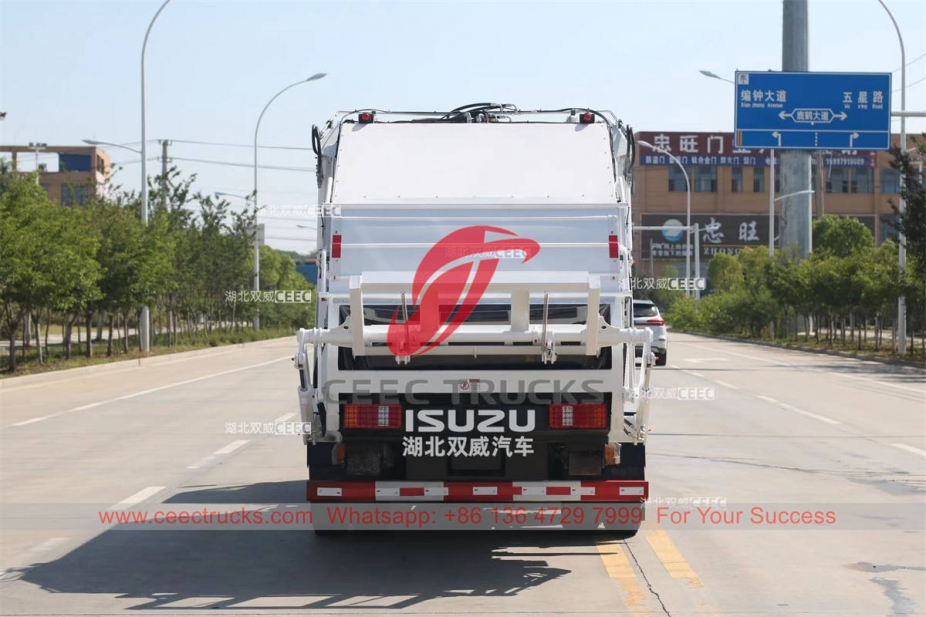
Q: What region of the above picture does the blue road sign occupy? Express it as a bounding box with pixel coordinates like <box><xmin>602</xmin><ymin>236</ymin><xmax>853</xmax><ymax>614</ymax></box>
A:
<box><xmin>734</xmin><ymin>71</ymin><xmax>892</xmax><ymax>150</ymax></box>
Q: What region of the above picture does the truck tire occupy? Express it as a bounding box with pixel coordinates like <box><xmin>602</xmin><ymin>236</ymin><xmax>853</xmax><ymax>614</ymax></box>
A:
<box><xmin>656</xmin><ymin>351</ymin><xmax>667</xmax><ymax>366</ymax></box>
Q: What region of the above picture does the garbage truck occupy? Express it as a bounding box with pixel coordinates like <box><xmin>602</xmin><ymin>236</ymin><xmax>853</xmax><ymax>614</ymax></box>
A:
<box><xmin>293</xmin><ymin>103</ymin><xmax>654</xmax><ymax>532</ymax></box>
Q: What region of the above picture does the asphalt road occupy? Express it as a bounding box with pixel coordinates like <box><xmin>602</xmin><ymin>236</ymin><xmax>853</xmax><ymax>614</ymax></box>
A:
<box><xmin>0</xmin><ymin>333</ymin><xmax>923</xmax><ymax>616</ymax></box>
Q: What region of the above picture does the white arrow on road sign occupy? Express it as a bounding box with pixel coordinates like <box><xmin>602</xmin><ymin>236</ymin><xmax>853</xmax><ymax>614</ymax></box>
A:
<box><xmin>772</xmin><ymin>131</ymin><xmax>782</xmax><ymax>146</ymax></box>
<box><xmin>849</xmin><ymin>132</ymin><xmax>859</xmax><ymax>147</ymax></box>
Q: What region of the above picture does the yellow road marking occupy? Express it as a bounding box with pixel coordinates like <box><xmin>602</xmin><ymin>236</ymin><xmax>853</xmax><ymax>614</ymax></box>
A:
<box><xmin>645</xmin><ymin>530</ymin><xmax>703</xmax><ymax>589</ymax></box>
<box><xmin>596</xmin><ymin>541</ymin><xmax>649</xmax><ymax>613</ymax></box>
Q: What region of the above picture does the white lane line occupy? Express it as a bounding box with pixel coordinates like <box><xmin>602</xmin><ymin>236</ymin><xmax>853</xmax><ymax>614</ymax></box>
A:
<box><xmin>214</xmin><ymin>440</ymin><xmax>249</xmax><ymax>455</ymax></box>
<box><xmin>831</xmin><ymin>372</ymin><xmax>926</xmax><ymax>395</ymax></box>
<box><xmin>4</xmin><ymin>356</ymin><xmax>289</xmax><ymax>429</ymax></box>
<box><xmin>0</xmin><ymin>537</ymin><xmax>71</xmax><ymax>582</ymax></box>
<box><xmin>188</xmin><ymin>439</ymin><xmax>252</xmax><ymax>470</ymax></box>
<box><xmin>71</xmin><ymin>402</ymin><xmax>102</xmax><ymax>411</ymax></box>
<box><xmin>10</xmin><ymin>416</ymin><xmax>50</xmax><ymax>427</ymax></box>
<box><xmin>756</xmin><ymin>395</ymin><xmax>840</xmax><ymax>425</ymax></box>
<box><xmin>688</xmin><ymin>371</ymin><xmax>705</xmax><ymax>378</ymax></box>
<box><xmin>110</xmin><ymin>486</ymin><xmax>165</xmax><ymax>511</ymax></box>
<box><xmin>273</xmin><ymin>413</ymin><xmax>296</xmax><ymax>423</ymax></box>
<box><xmin>690</xmin><ymin>343</ymin><xmax>793</xmax><ymax>367</ymax></box>
<box><xmin>892</xmin><ymin>443</ymin><xmax>926</xmax><ymax>458</ymax></box>
<box><xmin>778</xmin><ymin>403</ymin><xmax>841</xmax><ymax>425</ymax></box>
<box><xmin>714</xmin><ymin>380</ymin><xmax>740</xmax><ymax>390</ymax></box>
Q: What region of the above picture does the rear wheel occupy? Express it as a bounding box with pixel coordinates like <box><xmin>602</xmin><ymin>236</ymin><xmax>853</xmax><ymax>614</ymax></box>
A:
<box><xmin>655</xmin><ymin>351</ymin><xmax>667</xmax><ymax>366</ymax></box>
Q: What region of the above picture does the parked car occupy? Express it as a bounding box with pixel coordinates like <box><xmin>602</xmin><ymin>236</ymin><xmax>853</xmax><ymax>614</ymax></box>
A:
<box><xmin>633</xmin><ymin>300</ymin><xmax>667</xmax><ymax>366</ymax></box>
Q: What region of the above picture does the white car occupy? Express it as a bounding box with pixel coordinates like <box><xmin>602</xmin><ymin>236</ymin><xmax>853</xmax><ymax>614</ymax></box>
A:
<box><xmin>633</xmin><ymin>300</ymin><xmax>667</xmax><ymax>366</ymax></box>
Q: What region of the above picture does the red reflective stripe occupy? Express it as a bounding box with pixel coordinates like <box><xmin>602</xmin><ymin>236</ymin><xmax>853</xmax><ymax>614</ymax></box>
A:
<box><xmin>331</xmin><ymin>234</ymin><xmax>342</xmax><ymax>258</ymax></box>
<box><xmin>608</xmin><ymin>234</ymin><xmax>619</xmax><ymax>258</ymax></box>
<box><xmin>307</xmin><ymin>480</ymin><xmax>647</xmax><ymax>502</ymax></box>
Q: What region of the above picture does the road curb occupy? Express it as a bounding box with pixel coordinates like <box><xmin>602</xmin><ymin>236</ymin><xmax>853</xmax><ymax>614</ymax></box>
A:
<box><xmin>0</xmin><ymin>336</ymin><xmax>295</xmax><ymax>389</ymax></box>
<box><xmin>673</xmin><ymin>330</ymin><xmax>926</xmax><ymax>370</ymax></box>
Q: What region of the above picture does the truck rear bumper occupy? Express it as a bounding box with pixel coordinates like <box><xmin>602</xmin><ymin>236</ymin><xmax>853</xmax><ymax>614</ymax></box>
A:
<box><xmin>307</xmin><ymin>479</ymin><xmax>647</xmax><ymax>502</ymax></box>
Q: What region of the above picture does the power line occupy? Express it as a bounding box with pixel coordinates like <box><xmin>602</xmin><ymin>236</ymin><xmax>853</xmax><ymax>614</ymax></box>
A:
<box><xmin>894</xmin><ymin>74</ymin><xmax>926</xmax><ymax>92</ymax></box>
<box><xmin>164</xmin><ymin>156</ymin><xmax>312</xmax><ymax>172</ymax></box>
<box><xmin>170</xmin><ymin>138</ymin><xmax>313</xmax><ymax>151</ymax></box>
<box><xmin>894</xmin><ymin>51</ymin><xmax>926</xmax><ymax>72</ymax></box>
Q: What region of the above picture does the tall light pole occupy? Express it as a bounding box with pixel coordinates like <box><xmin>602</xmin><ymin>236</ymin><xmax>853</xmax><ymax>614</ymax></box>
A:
<box><xmin>140</xmin><ymin>0</ymin><xmax>173</xmax><ymax>353</ymax></box>
<box><xmin>878</xmin><ymin>0</ymin><xmax>908</xmax><ymax>356</ymax></box>
<box><xmin>770</xmin><ymin>189</ymin><xmax>815</xmax><ymax>256</ymax></box>
<box><xmin>638</xmin><ymin>139</ymin><xmax>692</xmax><ymax>294</ymax></box>
<box><xmin>28</xmin><ymin>142</ymin><xmax>47</xmax><ymax>184</ymax></box>
<box><xmin>253</xmin><ymin>73</ymin><xmax>326</xmax><ymax>331</ymax></box>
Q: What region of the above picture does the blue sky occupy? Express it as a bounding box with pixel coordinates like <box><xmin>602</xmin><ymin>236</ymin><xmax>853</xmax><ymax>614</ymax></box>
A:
<box><xmin>2</xmin><ymin>0</ymin><xmax>924</xmax><ymax>252</ymax></box>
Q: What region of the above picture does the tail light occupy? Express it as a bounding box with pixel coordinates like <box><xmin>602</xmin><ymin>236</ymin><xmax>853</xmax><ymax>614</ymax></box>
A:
<box><xmin>549</xmin><ymin>403</ymin><xmax>607</xmax><ymax>429</ymax></box>
<box><xmin>608</xmin><ymin>234</ymin><xmax>619</xmax><ymax>258</ymax></box>
<box><xmin>331</xmin><ymin>234</ymin><xmax>342</xmax><ymax>258</ymax></box>
<box><xmin>640</xmin><ymin>317</ymin><xmax>665</xmax><ymax>326</ymax></box>
<box><xmin>579</xmin><ymin>111</ymin><xmax>595</xmax><ymax>124</ymax></box>
<box><xmin>358</xmin><ymin>111</ymin><xmax>375</xmax><ymax>124</ymax></box>
<box><xmin>343</xmin><ymin>404</ymin><xmax>401</xmax><ymax>429</ymax></box>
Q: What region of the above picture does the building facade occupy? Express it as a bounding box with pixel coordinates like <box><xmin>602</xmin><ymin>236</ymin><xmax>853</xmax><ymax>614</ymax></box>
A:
<box><xmin>1</xmin><ymin>145</ymin><xmax>111</xmax><ymax>205</ymax></box>
<box><xmin>631</xmin><ymin>131</ymin><xmax>911</xmax><ymax>278</ymax></box>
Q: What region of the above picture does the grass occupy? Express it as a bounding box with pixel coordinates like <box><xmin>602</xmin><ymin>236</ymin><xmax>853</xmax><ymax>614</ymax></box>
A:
<box><xmin>0</xmin><ymin>327</ymin><xmax>295</xmax><ymax>377</ymax></box>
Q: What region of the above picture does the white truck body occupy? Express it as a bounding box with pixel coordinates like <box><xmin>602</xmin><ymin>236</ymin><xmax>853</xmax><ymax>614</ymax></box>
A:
<box><xmin>294</xmin><ymin>105</ymin><xmax>653</xmax><ymax>512</ymax></box>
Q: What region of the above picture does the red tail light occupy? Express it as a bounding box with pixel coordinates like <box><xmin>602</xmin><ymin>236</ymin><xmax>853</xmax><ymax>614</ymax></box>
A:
<box><xmin>579</xmin><ymin>111</ymin><xmax>594</xmax><ymax>124</ymax></box>
<box><xmin>641</xmin><ymin>317</ymin><xmax>665</xmax><ymax>326</ymax></box>
<box><xmin>549</xmin><ymin>403</ymin><xmax>607</xmax><ymax>429</ymax></box>
<box><xmin>608</xmin><ymin>234</ymin><xmax>619</xmax><ymax>258</ymax></box>
<box><xmin>331</xmin><ymin>234</ymin><xmax>342</xmax><ymax>258</ymax></box>
<box><xmin>343</xmin><ymin>404</ymin><xmax>401</xmax><ymax>429</ymax></box>
<box><xmin>358</xmin><ymin>111</ymin><xmax>375</xmax><ymax>123</ymax></box>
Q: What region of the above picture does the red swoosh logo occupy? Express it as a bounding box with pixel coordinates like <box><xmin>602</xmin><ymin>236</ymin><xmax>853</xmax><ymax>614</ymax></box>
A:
<box><xmin>386</xmin><ymin>226</ymin><xmax>540</xmax><ymax>357</ymax></box>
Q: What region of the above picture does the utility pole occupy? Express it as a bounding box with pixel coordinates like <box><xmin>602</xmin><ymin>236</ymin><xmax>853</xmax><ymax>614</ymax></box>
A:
<box><xmin>779</xmin><ymin>0</ymin><xmax>813</xmax><ymax>257</ymax></box>
<box><xmin>159</xmin><ymin>140</ymin><xmax>170</xmax><ymax>208</ymax></box>
<box><xmin>28</xmin><ymin>142</ymin><xmax>47</xmax><ymax>185</ymax></box>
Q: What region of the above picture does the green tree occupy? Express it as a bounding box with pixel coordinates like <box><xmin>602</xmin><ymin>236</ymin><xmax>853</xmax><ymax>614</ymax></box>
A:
<box><xmin>813</xmin><ymin>214</ymin><xmax>874</xmax><ymax>258</ymax></box>
<box><xmin>707</xmin><ymin>253</ymin><xmax>743</xmax><ymax>293</ymax></box>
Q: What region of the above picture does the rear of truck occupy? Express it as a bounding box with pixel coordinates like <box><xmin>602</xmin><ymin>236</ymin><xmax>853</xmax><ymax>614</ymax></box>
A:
<box><xmin>294</xmin><ymin>105</ymin><xmax>654</xmax><ymax>531</ymax></box>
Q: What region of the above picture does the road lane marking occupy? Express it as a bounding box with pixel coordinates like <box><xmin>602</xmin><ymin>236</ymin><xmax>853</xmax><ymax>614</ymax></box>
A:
<box><xmin>689</xmin><ymin>343</ymin><xmax>792</xmax><ymax>367</ymax></box>
<box><xmin>0</xmin><ymin>537</ymin><xmax>71</xmax><ymax>583</ymax></box>
<box><xmin>110</xmin><ymin>486</ymin><xmax>165</xmax><ymax>511</ymax></box>
<box><xmin>645</xmin><ymin>530</ymin><xmax>703</xmax><ymax>589</ymax></box>
<box><xmin>778</xmin><ymin>403</ymin><xmax>841</xmax><ymax>425</ymax></box>
<box><xmin>688</xmin><ymin>371</ymin><xmax>705</xmax><ymax>378</ymax></box>
<box><xmin>596</xmin><ymin>541</ymin><xmax>649</xmax><ymax>613</ymax></box>
<box><xmin>3</xmin><ymin>356</ymin><xmax>290</xmax><ymax>429</ymax></box>
<box><xmin>892</xmin><ymin>443</ymin><xmax>926</xmax><ymax>458</ymax></box>
<box><xmin>756</xmin><ymin>395</ymin><xmax>840</xmax><ymax>425</ymax></box>
<box><xmin>10</xmin><ymin>416</ymin><xmax>50</xmax><ymax>427</ymax></box>
<box><xmin>214</xmin><ymin>440</ymin><xmax>249</xmax><ymax>455</ymax></box>
<box><xmin>714</xmin><ymin>380</ymin><xmax>739</xmax><ymax>390</ymax></box>
<box><xmin>273</xmin><ymin>413</ymin><xmax>296</xmax><ymax>423</ymax></box>
<box><xmin>831</xmin><ymin>372</ymin><xmax>926</xmax><ymax>395</ymax></box>
<box><xmin>188</xmin><ymin>439</ymin><xmax>252</xmax><ymax>470</ymax></box>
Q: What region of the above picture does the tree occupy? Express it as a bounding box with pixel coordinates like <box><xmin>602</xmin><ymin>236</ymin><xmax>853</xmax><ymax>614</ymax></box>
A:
<box><xmin>707</xmin><ymin>253</ymin><xmax>743</xmax><ymax>293</ymax></box>
<box><xmin>813</xmin><ymin>214</ymin><xmax>874</xmax><ymax>259</ymax></box>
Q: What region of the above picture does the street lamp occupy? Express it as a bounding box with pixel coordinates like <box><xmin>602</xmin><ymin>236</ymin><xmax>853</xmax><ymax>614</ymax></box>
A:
<box><xmin>698</xmin><ymin>70</ymin><xmax>735</xmax><ymax>84</ymax></box>
<box><xmin>215</xmin><ymin>191</ymin><xmax>250</xmax><ymax>201</ymax></box>
<box><xmin>139</xmin><ymin>0</ymin><xmax>174</xmax><ymax>353</ymax></box>
<box><xmin>28</xmin><ymin>142</ymin><xmax>47</xmax><ymax>182</ymax></box>
<box><xmin>82</xmin><ymin>139</ymin><xmax>142</xmax><ymax>155</ymax></box>
<box><xmin>252</xmin><ymin>72</ymin><xmax>327</xmax><ymax>331</ymax></box>
<box><xmin>637</xmin><ymin>139</ymin><xmax>692</xmax><ymax>296</ymax></box>
<box><xmin>878</xmin><ymin>0</ymin><xmax>908</xmax><ymax>355</ymax></box>
<box><xmin>770</xmin><ymin>189</ymin><xmax>814</xmax><ymax>256</ymax></box>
